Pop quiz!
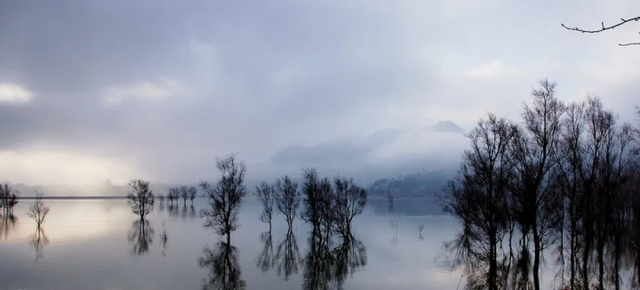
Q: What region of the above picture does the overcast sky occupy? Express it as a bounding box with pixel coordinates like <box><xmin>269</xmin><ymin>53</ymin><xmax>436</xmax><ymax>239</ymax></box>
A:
<box><xmin>1</xmin><ymin>0</ymin><xmax>639</xmax><ymax>186</ymax></box>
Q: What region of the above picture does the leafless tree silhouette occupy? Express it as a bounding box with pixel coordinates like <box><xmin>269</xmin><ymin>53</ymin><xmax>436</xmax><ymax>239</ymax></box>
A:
<box><xmin>275</xmin><ymin>176</ymin><xmax>300</xmax><ymax>231</ymax></box>
<box><xmin>127</xmin><ymin>179</ymin><xmax>155</xmax><ymax>220</ymax></box>
<box><xmin>28</xmin><ymin>192</ymin><xmax>50</xmax><ymax>228</ymax></box>
<box><xmin>0</xmin><ymin>184</ymin><xmax>19</xmax><ymax>215</ymax></box>
<box><xmin>440</xmin><ymin>113</ymin><xmax>516</xmax><ymax>290</ymax></box>
<box><xmin>333</xmin><ymin>176</ymin><xmax>367</xmax><ymax>241</ymax></box>
<box><xmin>189</xmin><ymin>186</ymin><xmax>197</xmax><ymax>205</ymax></box>
<box><xmin>199</xmin><ymin>153</ymin><xmax>247</xmax><ymax>245</ymax></box>
<box><xmin>255</xmin><ymin>182</ymin><xmax>276</xmax><ymax>231</ymax></box>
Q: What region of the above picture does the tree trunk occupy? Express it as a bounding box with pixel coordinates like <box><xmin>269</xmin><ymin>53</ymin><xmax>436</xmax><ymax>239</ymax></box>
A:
<box><xmin>489</xmin><ymin>231</ymin><xmax>498</xmax><ymax>290</ymax></box>
<box><xmin>533</xmin><ymin>226</ymin><xmax>541</xmax><ymax>290</ymax></box>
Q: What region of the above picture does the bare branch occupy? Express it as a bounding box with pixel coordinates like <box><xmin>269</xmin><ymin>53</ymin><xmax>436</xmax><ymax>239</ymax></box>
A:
<box><xmin>562</xmin><ymin>15</ymin><xmax>640</xmax><ymax>47</ymax></box>
<box><xmin>619</xmin><ymin>41</ymin><xmax>640</xmax><ymax>46</ymax></box>
<box><xmin>561</xmin><ymin>16</ymin><xmax>640</xmax><ymax>33</ymax></box>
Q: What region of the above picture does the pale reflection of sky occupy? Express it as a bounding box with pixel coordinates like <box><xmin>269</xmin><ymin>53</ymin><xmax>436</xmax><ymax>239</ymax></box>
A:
<box><xmin>0</xmin><ymin>198</ymin><xmax>464</xmax><ymax>290</ymax></box>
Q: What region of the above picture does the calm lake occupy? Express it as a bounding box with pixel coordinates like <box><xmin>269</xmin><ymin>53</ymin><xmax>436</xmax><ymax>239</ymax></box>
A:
<box><xmin>0</xmin><ymin>197</ymin><xmax>464</xmax><ymax>290</ymax></box>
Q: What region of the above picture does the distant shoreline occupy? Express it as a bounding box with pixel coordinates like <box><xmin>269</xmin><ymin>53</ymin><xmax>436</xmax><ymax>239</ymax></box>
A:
<box><xmin>16</xmin><ymin>196</ymin><xmax>128</xmax><ymax>200</ymax></box>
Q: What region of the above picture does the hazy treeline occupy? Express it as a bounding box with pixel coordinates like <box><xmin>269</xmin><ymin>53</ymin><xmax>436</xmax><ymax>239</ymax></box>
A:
<box><xmin>0</xmin><ymin>183</ymin><xmax>19</xmax><ymax>215</ymax></box>
<box><xmin>441</xmin><ymin>79</ymin><xmax>640</xmax><ymax>290</ymax></box>
<box><xmin>254</xmin><ymin>167</ymin><xmax>368</xmax><ymax>241</ymax></box>
<box><xmin>252</xmin><ymin>166</ymin><xmax>369</xmax><ymax>289</ymax></box>
<box><xmin>119</xmin><ymin>151</ymin><xmax>369</xmax><ymax>289</ymax></box>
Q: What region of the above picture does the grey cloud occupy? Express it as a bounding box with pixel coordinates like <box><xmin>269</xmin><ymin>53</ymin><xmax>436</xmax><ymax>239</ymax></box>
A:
<box><xmin>1</xmin><ymin>0</ymin><xmax>639</xmax><ymax>184</ymax></box>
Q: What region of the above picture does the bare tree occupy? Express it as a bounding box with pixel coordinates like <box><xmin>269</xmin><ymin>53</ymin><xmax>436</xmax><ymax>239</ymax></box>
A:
<box><xmin>189</xmin><ymin>186</ymin><xmax>197</xmax><ymax>205</ymax></box>
<box><xmin>508</xmin><ymin>79</ymin><xmax>566</xmax><ymax>290</ymax></box>
<box><xmin>332</xmin><ymin>176</ymin><xmax>367</xmax><ymax>241</ymax></box>
<box><xmin>255</xmin><ymin>181</ymin><xmax>276</xmax><ymax>231</ymax></box>
<box><xmin>561</xmin><ymin>15</ymin><xmax>640</xmax><ymax>46</ymax></box>
<box><xmin>300</xmin><ymin>168</ymin><xmax>324</xmax><ymax>233</ymax></box>
<box><xmin>0</xmin><ymin>184</ymin><xmax>19</xmax><ymax>215</ymax></box>
<box><xmin>440</xmin><ymin>113</ymin><xmax>516</xmax><ymax>290</ymax></box>
<box><xmin>199</xmin><ymin>153</ymin><xmax>247</xmax><ymax>244</ymax></box>
<box><xmin>180</xmin><ymin>186</ymin><xmax>188</xmax><ymax>205</ymax></box>
<box><xmin>28</xmin><ymin>192</ymin><xmax>50</xmax><ymax>228</ymax></box>
<box><xmin>127</xmin><ymin>179</ymin><xmax>155</xmax><ymax>220</ymax></box>
<box><xmin>275</xmin><ymin>176</ymin><xmax>300</xmax><ymax>231</ymax></box>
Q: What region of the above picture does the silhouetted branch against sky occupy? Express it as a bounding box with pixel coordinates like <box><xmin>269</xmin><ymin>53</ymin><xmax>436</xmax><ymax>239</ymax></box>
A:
<box><xmin>561</xmin><ymin>15</ymin><xmax>640</xmax><ymax>46</ymax></box>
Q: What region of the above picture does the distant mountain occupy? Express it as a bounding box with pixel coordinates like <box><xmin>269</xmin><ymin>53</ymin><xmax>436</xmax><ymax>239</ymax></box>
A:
<box><xmin>268</xmin><ymin>128</ymin><xmax>404</xmax><ymax>168</ymax></box>
<box><xmin>262</xmin><ymin>123</ymin><xmax>467</xmax><ymax>184</ymax></box>
<box><xmin>428</xmin><ymin>121</ymin><xmax>465</xmax><ymax>134</ymax></box>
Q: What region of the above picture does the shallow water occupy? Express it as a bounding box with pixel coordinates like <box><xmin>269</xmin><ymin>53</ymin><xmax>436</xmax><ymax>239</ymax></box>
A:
<box><xmin>0</xmin><ymin>198</ymin><xmax>463</xmax><ymax>290</ymax></box>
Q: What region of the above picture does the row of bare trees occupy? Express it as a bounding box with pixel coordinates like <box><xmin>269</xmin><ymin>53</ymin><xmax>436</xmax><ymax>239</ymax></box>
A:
<box><xmin>164</xmin><ymin>185</ymin><xmax>197</xmax><ymax>206</ymax></box>
<box><xmin>253</xmin><ymin>168</ymin><xmax>368</xmax><ymax>242</ymax></box>
<box><xmin>440</xmin><ymin>79</ymin><xmax>640</xmax><ymax>290</ymax></box>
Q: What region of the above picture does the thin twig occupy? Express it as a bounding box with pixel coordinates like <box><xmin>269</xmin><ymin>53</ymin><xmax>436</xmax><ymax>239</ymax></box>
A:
<box><xmin>561</xmin><ymin>16</ymin><xmax>640</xmax><ymax>33</ymax></box>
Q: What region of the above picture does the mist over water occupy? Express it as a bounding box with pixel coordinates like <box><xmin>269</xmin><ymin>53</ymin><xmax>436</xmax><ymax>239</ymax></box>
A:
<box><xmin>0</xmin><ymin>198</ymin><xmax>463</xmax><ymax>290</ymax></box>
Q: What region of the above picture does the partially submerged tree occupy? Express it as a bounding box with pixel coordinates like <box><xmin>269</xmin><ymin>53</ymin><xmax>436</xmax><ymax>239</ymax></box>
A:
<box><xmin>440</xmin><ymin>113</ymin><xmax>516</xmax><ymax>290</ymax></box>
<box><xmin>167</xmin><ymin>188</ymin><xmax>179</xmax><ymax>205</ymax></box>
<box><xmin>508</xmin><ymin>79</ymin><xmax>566</xmax><ymax>290</ymax></box>
<box><xmin>333</xmin><ymin>176</ymin><xmax>367</xmax><ymax>241</ymax></box>
<box><xmin>189</xmin><ymin>186</ymin><xmax>197</xmax><ymax>205</ymax></box>
<box><xmin>561</xmin><ymin>15</ymin><xmax>640</xmax><ymax>46</ymax></box>
<box><xmin>0</xmin><ymin>184</ymin><xmax>19</xmax><ymax>215</ymax></box>
<box><xmin>275</xmin><ymin>176</ymin><xmax>300</xmax><ymax>231</ymax></box>
<box><xmin>180</xmin><ymin>186</ymin><xmax>188</xmax><ymax>205</ymax></box>
<box><xmin>255</xmin><ymin>182</ymin><xmax>276</xmax><ymax>231</ymax></box>
<box><xmin>199</xmin><ymin>153</ymin><xmax>247</xmax><ymax>244</ymax></box>
<box><xmin>300</xmin><ymin>168</ymin><xmax>324</xmax><ymax>233</ymax></box>
<box><xmin>28</xmin><ymin>192</ymin><xmax>50</xmax><ymax>228</ymax></box>
<box><xmin>127</xmin><ymin>179</ymin><xmax>155</xmax><ymax>220</ymax></box>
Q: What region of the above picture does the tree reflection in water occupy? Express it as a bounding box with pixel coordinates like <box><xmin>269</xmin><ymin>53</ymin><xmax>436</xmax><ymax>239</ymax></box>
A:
<box><xmin>253</xmin><ymin>229</ymin><xmax>368</xmax><ymax>289</ymax></box>
<box><xmin>256</xmin><ymin>231</ymin><xmax>274</xmax><ymax>272</ymax></box>
<box><xmin>275</xmin><ymin>230</ymin><xmax>302</xmax><ymax>280</ymax></box>
<box><xmin>302</xmin><ymin>231</ymin><xmax>367</xmax><ymax>290</ymax></box>
<box><xmin>30</xmin><ymin>226</ymin><xmax>49</xmax><ymax>261</ymax></box>
<box><xmin>0</xmin><ymin>214</ymin><xmax>18</xmax><ymax>241</ymax></box>
<box><xmin>128</xmin><ymin>219</ymin><xmax>154</xmax><ymax>256</ymax></box>
<box><xmin>199</xmin><ymin>242</ymin><xmax>246</xmax><ymax>290</ymax></box>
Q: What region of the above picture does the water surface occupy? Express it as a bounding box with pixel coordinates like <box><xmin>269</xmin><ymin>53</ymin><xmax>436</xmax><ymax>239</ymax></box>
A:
<box><xmin>0</xmin><ymin>198</ymin><xmax>463</xmax><ymax>290</ymax></box>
